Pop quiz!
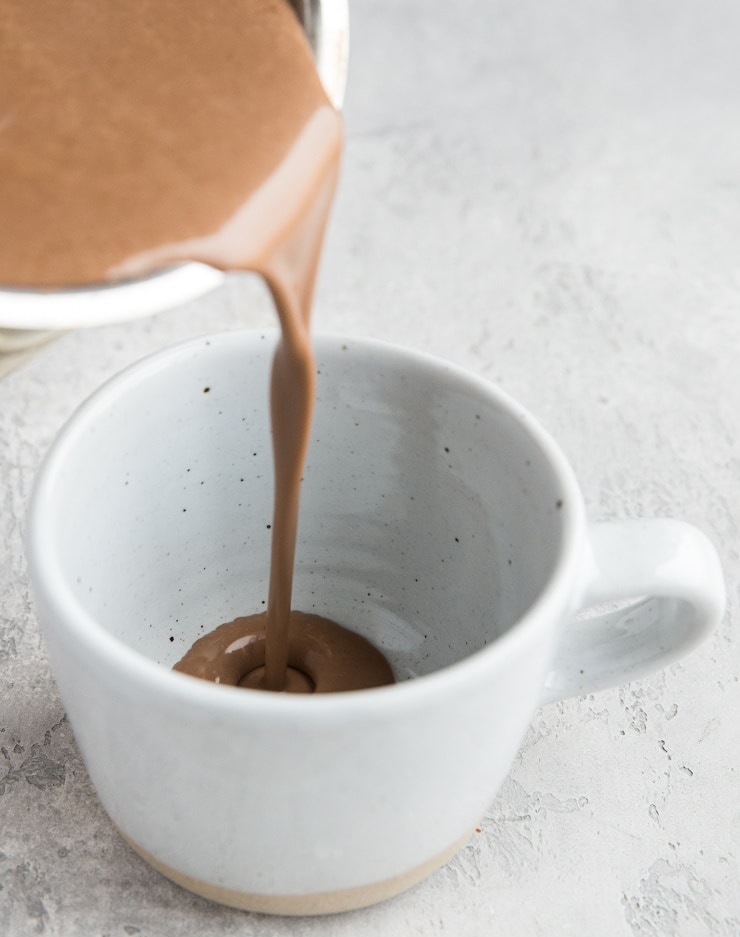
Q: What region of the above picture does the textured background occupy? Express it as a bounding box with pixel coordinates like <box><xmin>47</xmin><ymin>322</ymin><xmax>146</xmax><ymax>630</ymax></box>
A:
<box><xmin>1</xmin><ymin>0</ymin><xmax>739</xmax><ymax>934</ymax></box>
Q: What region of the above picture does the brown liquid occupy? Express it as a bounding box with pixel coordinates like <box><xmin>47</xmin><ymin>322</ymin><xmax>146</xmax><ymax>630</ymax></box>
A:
<box><xmin>174</xmin><ymin>613</ymin><xmax>393</xmax><ymax>694</ymax></box>
<box><xmin>2</xmin><ymin>0</ymin><xmax>393</xmax><ymax>693</ymax></box>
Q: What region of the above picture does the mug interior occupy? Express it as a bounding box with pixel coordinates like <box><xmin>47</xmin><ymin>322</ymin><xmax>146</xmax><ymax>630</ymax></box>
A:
<box><xmin>37</xmin><ymin>331</ymin><xmax>574</xmax><ymax>681</ymax></box>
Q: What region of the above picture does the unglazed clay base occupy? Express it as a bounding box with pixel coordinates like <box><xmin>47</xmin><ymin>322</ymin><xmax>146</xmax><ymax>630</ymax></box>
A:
<box><xmin>119</xmin><ymin>829</ymin><xmax>469</xmax><ymax>915</ymax></box>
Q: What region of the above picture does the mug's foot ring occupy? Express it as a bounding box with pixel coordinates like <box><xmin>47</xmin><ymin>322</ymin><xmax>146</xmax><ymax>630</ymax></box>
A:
<box><xmin>118</xmin><ymin>827</ymin><xmax>467</xmax><ymax>915</ymax></box>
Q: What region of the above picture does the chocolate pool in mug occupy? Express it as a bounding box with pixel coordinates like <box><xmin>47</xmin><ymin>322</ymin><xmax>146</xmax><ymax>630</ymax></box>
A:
<box><xmin>26</xmin><ymin>331</ymin><xmax>725</xmax><ymax>914</ymax></box>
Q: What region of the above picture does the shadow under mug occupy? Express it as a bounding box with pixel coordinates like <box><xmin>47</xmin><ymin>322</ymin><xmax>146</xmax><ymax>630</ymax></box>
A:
<box><xmin>26</xmin><ymin>331</ymin><xmax>725</xmax><ymax>914</ymax></box>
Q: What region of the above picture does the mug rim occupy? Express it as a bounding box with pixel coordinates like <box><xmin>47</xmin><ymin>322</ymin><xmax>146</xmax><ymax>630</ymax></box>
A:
<box><xmin>26</xmin><ymin>329</ymin><xmax>587</xmax><ymax>718</ymax></box>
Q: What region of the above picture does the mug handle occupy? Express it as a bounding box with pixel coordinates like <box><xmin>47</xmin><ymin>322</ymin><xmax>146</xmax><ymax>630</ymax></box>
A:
<box><xmin>541</xmin><ymin>519</ymin><xmax>726</xmax><ymax>705</ymax></box>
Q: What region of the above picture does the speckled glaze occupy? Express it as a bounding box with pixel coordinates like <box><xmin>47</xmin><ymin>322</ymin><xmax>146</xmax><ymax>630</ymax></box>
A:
<box><xmin>24</xmin><ymin>332</ymin><xmax>724</xmax><ymax>912</ymax></box>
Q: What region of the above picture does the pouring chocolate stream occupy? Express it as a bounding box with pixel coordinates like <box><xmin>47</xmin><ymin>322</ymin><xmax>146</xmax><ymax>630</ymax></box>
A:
<box><xmin>1</xmin><ymin>0</ymin><xmax>393</xmax><ymax>693</ymax></box>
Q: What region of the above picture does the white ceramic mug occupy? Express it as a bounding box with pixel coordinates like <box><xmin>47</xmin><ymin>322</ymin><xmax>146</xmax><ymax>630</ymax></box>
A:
<box><xmin>26</xmin><ymin>331</ymin><xmax>725</xmax><ymax>914</ymax></box>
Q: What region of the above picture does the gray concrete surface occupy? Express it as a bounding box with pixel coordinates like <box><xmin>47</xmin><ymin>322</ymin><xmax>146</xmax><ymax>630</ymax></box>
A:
<box><xmin>1</xmin><ymin>1</ymin><xmax>739</xmax><ymax>933</ymax></box>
